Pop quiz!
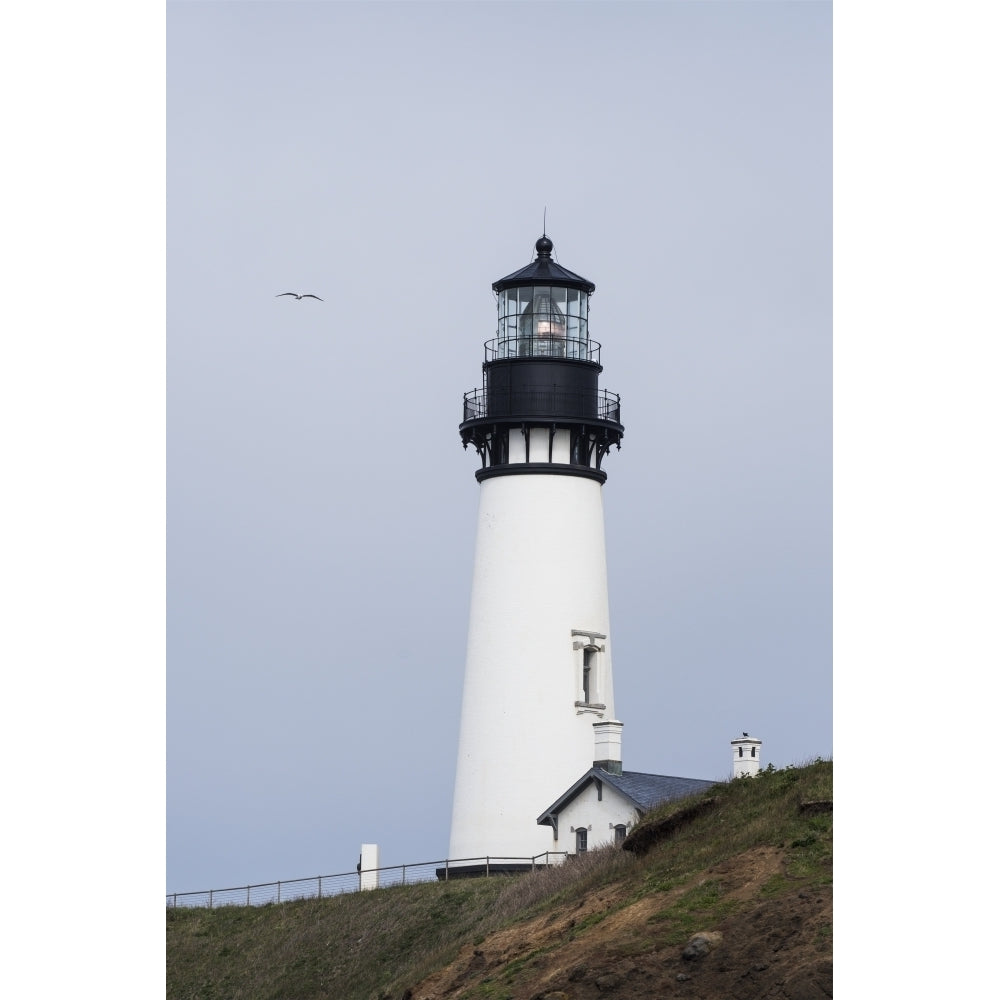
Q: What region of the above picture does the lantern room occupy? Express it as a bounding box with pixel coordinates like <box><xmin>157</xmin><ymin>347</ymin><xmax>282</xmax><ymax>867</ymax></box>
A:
<box><xmin>492</xmin><ymin>235</ymin><xmax>597</xmax><ymax>361</ymax></box>
<box><xmin>460</xmin><ymin>234</ymin><xmax>622</xmax><ymax>483</ymax></box>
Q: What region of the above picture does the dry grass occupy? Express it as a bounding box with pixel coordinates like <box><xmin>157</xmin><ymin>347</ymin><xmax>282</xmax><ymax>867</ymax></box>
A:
<box><xmin>490</xmin><ymin>843</ymin><xmax>637</xmax><ymax>920</ymax></box>
<box><xmin>167</xmin><ymin>877</ymin><xmax>509</xmax><ymax>1000</ymax></box>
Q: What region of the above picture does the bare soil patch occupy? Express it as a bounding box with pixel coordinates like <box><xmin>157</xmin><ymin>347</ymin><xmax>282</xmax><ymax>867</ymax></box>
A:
<box><xmin>408</xmin><ymin>846</ymin><xmax>831</xmax><ymax>1000</ymax></box>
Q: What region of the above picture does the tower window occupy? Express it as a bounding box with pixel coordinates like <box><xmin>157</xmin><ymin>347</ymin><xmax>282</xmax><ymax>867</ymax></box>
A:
<box><xmin>583</xmin><ymin>647</ymin><xmax>594</xmax><ymax>703</ymax></box>
<box><xmin>572</xmin><ymin>631</ymin><xmax>607</xmax><ymax>714</ymax></box>
<box><xmin>580</xmin><ymin>644</ymin><xmax>603</xmax><ymax>706</ymax></box>
<box><xmin>739</xmin><ymin>747</ymin><xmax>744</xmax><ymax>758</ymax></box>
<box><xmin>751</xmin><ymin>746</ymin><xmax>756</xmax><ymax>758</ymax></box>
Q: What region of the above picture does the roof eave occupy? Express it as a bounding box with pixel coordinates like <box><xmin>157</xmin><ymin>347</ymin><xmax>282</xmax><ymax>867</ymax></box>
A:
<box><xmin>492</xmin><ymin>260</ymin><xmax>595</xmax><ymax>294</ymax></box>
<box><xmin>536</xmin><ymin>768</ymin><xmax>643</xmax><ymax>825</ymax></box>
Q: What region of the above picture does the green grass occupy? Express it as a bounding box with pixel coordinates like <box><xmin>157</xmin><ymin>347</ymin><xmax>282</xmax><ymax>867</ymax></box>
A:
<box><xmin>500</xmin><ymin>946</ymin><xmax>550</xmax><ymax>982</ymax></box>
<box><xmin>647</xmin><ymin>878</ymin><xmax>742</xmax><ymax>945</ymax></box>
<box><xmin>167</xmin><ymin>878</ymin><xmax>510</xmax><ymax>1000</ymax></box>
<box><xmin>168</xmin><ymin>759</ymin><xmax>832</xmax><ymax>1000</ymax></box>
<box><xmin>632</xmin><ymin>759</ymin><xmax>832</xmax><ymax>895</ymax></box>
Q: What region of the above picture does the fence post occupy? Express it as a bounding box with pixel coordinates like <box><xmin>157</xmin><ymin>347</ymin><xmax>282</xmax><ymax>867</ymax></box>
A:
<box><xmin>445</xmin><ymin>859</ymin><xmax>449</xmax><ymax>881</ymax></box>
<box><xmin>486</xmin><ymin>856</ymin><xmax>490</xmax><ymax>878</ymax></box>
<box><xmin>402</xmin><ymin>865</ymin><xmax>406</xmax><ymax>886</ymax></box>
<box><xmin>277</xmin><ymin>881</ymin><xmax>281</xmax><ymax>903</ymax></box>
<box><xmin>209</xmin><ymin>890</ymin><xmax>213</xmax><ymax>910</ymax></box>
<box><xmin>246</xmin><ymin>885</ymin><xmax>250</xmax><ymax>906</ymax></box>
<box><xmin>318</xmin><ymin>876</ymin><xmax>322</xmax><ymax>900</ymax></box>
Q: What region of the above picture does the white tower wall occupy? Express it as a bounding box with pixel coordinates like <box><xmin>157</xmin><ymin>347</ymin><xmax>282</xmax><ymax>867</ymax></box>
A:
<box><xmin>448</xmin><ymin>471</ymin><xmax>616</xmax><ymax>861</ymax></box>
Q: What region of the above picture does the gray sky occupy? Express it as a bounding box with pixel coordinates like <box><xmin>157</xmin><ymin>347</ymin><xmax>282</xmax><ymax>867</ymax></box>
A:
<box><xmin>167</xmin><ymin>0</ymin><xmax>832</xmax><ymax>894</ymax></box>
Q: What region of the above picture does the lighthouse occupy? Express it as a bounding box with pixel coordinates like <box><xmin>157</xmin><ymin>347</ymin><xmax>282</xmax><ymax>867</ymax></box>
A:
<box><xmin>448</xmin><ymin>235</ymin><xmax>625</xmax><ymax>869</ymax></box>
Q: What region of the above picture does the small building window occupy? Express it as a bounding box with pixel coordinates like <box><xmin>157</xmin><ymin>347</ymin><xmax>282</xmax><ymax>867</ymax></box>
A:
<box><xmin>614</xmin><ymin>824</ymin><xmax>627</xmax><ymax>846</ymax></box>
<box><xmin>576</xmin><ymin>828</ymin><xmax>588</xmax><ymax>853</ymax></box>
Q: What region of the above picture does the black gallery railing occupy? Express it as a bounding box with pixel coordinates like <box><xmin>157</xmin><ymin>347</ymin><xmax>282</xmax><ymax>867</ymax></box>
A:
<box><xmin>462</xmin><ymin>387</ymin><xmax>621</xmax><ymax>424</ymax></box>
<box><xmin>484</xmin><ymin>335</ymin><xmax>602</xmax><ymax>364</ymax></box>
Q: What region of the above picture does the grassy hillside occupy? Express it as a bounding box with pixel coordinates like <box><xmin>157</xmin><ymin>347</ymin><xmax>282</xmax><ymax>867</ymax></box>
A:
<box><xmin>167</xmin><ymin>759</ymin><xmax>832</xmax><ymax>1000</ymax></box>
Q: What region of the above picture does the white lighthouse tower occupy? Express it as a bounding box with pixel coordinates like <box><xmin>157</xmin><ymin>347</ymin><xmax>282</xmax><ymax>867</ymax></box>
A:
<box><xmin>448</xmin><ymin>235</ymin><xmax>624</xmax><ymax>871</ymax></box>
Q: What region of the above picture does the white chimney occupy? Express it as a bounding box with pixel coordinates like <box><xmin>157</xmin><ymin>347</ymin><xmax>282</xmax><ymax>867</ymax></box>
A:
<box><xmin>731</xmin><ymin>733</ymin><xmax>762</xmax><ymax>778</ymax></box>
<box><xmin>594</xmin><ymin>720</ymin><xmax>623</xmax><ymax>774</ymax></box>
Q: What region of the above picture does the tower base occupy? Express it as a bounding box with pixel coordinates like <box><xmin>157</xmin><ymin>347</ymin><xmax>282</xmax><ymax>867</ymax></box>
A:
<box><xmin>435</xmin><ymin>857</ymin><xmax>563</xmax><ymax>881</ymax></box>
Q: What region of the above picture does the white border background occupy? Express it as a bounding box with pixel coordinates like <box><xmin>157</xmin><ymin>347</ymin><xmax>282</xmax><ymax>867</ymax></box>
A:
<box><xmin>2</xmin><ymin>1</ymin><xmax>998</xmax><ymax>992</ymax></box>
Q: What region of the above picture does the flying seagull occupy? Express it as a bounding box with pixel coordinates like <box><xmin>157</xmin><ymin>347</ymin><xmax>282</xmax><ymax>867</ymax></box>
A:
<box><xmin>276</xmin><ymin>292</ymin><xmax>323</xmax><ymax>301</ymax></box>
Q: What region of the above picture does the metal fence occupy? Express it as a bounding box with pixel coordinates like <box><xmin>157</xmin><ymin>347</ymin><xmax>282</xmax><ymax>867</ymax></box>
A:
<box><xmin>166</xmin><ymin>853</ymin><xmax>569</xmax><ymax>909</ymax></box>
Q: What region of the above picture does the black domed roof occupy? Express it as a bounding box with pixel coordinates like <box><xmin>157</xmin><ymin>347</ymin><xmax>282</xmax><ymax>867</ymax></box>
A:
<box><xmin>492</xmin><ymin>236</ymin><xmax>595</xmax><ymax>294</ymax></box>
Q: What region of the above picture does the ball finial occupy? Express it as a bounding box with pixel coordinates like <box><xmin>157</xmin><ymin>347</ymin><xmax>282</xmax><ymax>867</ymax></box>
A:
<box><xmin>535</xmin><ymin>235</ymin><xmax>553</xmax><ymax>258</ymax></box>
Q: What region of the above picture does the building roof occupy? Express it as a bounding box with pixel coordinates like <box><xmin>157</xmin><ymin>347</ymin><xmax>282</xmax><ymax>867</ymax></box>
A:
<box><xmin>601</xmin><ymin>770</ymin><xmax>717</xmax><ymax>810</ymax></box>
<box><xmin>492</xmin><ymin>236</ymin><xmax>596</xmax><ymax>294</ymax></box>
<box><xmin>537</xmin><ymin>768</ymin><xmax>717</xmax><ymax>827</ymax></box>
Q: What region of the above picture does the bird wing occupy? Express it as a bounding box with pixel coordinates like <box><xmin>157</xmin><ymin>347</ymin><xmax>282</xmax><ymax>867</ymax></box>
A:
<box><xmin>301</xmin><ymin>294</ymin><xmax>323</xmax><ymax>301</ymax></box>
<box><xmin>276</xmin><ymin>292</ymin><xmax>299</xmax><ymax>298</ymax></box>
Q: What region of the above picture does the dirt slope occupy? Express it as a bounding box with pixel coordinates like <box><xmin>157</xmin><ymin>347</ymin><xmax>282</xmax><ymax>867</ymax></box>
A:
<box><xmin>406</xmin><ymin>846</ymin><xmax>832</xmax><ymax>1000</ymax></box>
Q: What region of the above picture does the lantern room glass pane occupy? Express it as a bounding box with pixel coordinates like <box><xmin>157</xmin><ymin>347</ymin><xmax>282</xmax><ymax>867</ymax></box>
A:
<box><xmin>496</xmin><ymin>289</ymin><xmax>519</xmax><ymax>356</ymax></box>
<box><xmin>566</xmin><ymin>312</ymin><xmax>581</xmax><ymax>356</ymax></box>
<box><xmin>518</xmin><ymin>286</ymin><xmax>567</xmax><ymax>357</ymax></box>
<box><xmin>495</xmin><ymin>284</ymin><xmax>592</xmax><ymax>358</ymax></box>
<box><xmin>506</xmin><ymin>289</ymin><xmax>519</xmax><ymax>356</ymax></box>
<box><xmin>570</xmin><ymin>289</ymin><xmax>590</xmax><ymax>357</ymax></box>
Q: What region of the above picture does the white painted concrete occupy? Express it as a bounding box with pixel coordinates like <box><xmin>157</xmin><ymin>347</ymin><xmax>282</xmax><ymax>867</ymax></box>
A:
<box><xmin>360</xmin><ymin>843</ymin><xmax>380</xmax><ymax>890</ymax></box>
<box><xmin>448</xmin><ymin>472</ymin><xmax>616</xmax><ymax>862</ymax></box>
<box><xmin>555</xmin><ymin>781</ymin><xmax>637</xmax><ymax>854</ymax></box>
<box><xmin>551</xmin><ymin>428</ymin><xmax>571</xmax><ymax>464</ymax></box>
<box><xmin>731</xmin><ymin>735</ymin><xmax>763</xmax><ymax>778</ymax></box>
<box><xmin>593</xmin><ymin>720</ymin><xmax>623</xmax><ymax>768</ymax></box>
<box><xmin>528</xmin><ymin>427</ymin><xmax>549</xmax><ymax>462</ymax></box>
